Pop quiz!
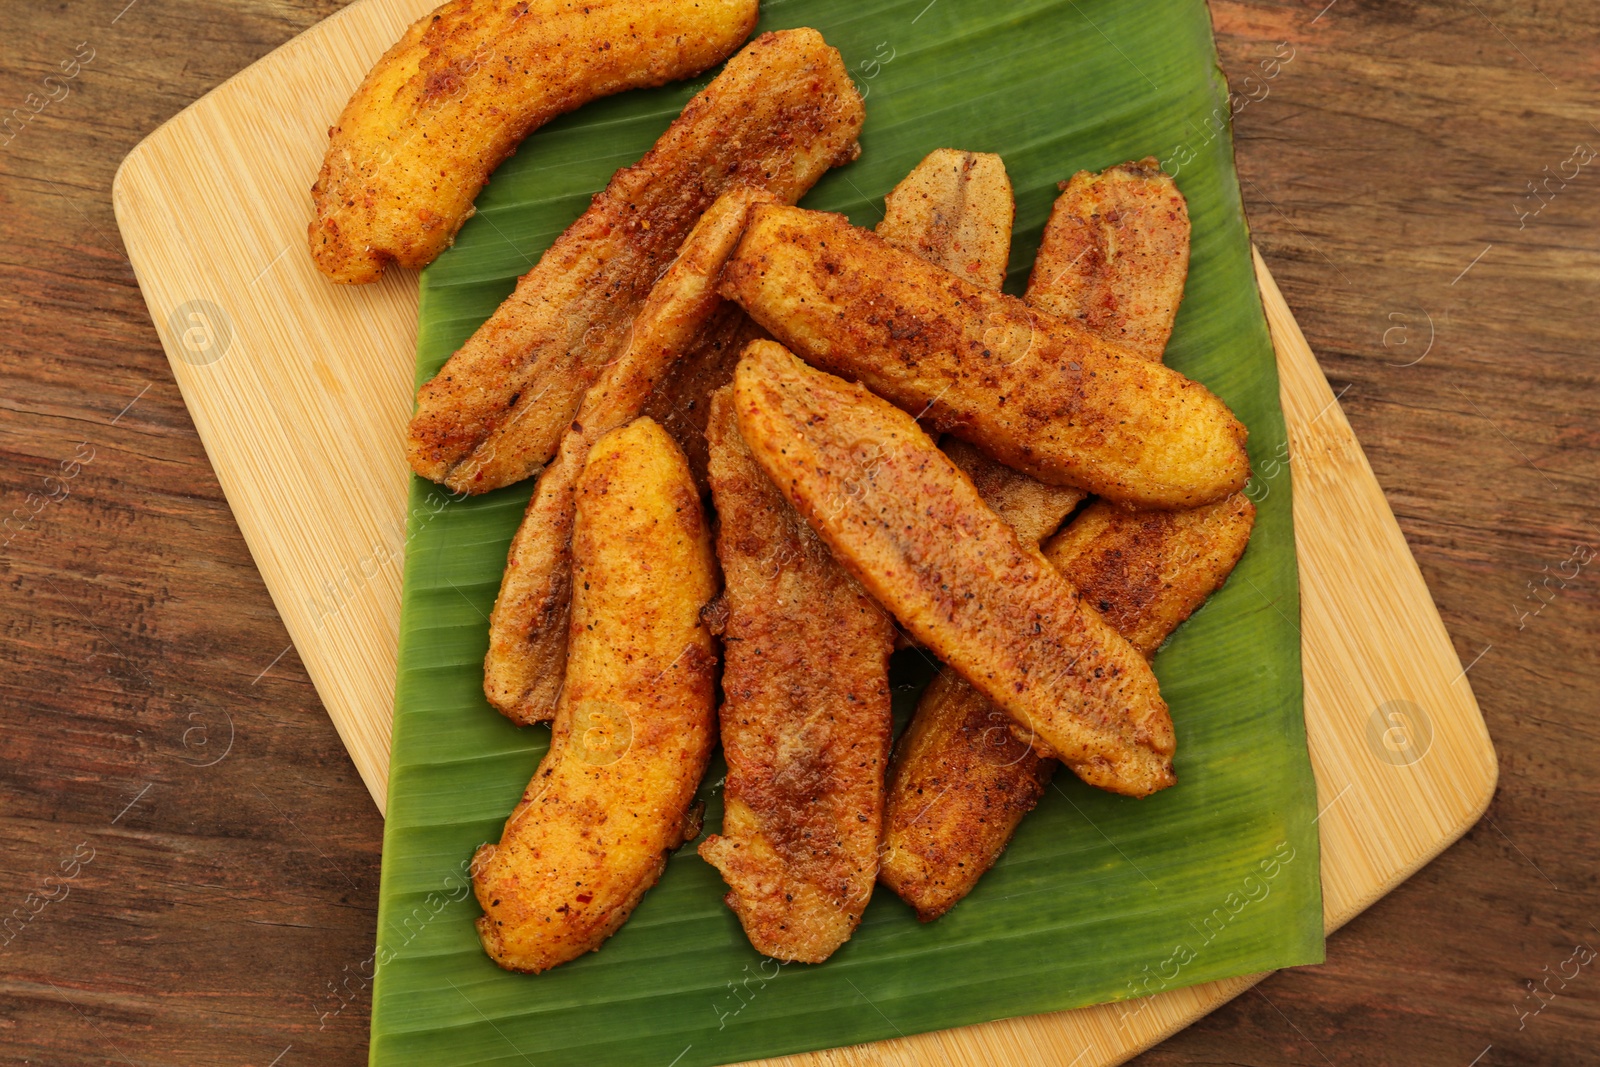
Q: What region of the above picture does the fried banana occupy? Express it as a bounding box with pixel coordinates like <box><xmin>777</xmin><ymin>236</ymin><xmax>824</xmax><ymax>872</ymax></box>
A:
<box><xmin>879</xmin><ymin>669</ymin><xmax>1057</xmax><ymax>921</ymax></box>
<box><xmin>484</xmin><ymin>188</ymin><xmax>774</xmax><ymax>725</ymax></box>
<box><xmin>880</xmin><ymin>493</ymin><xmax>1255</xmax><ymax>919</ymax></box>
<box><xmin>698</xmin><ymin>389</ymin><xmax>896</xmax><ymax>962</ymax></box>
<box><xmin>309</xmin><ymin>0</ymin><xmax>759</xmax><ymax>284</ymax></box>
<box><xmin>732</xmin><ymin>340</ymin><xmax>1176</xmax><ymax>798</ymax></box>
<box><xmin>940</xmin><ymin>158</ymin><xmax>1189</xmax><ymax>538</ymax></box>
<box><xmin>882</xmin><ymin>162</ymin><xmax>1240</xmax><ymax>917</ymax></box>
<box><xmin>1025</xmin><ymin>158</ymin><xmax>1190</xmax><ymax>360</ymax></box>
<box><xmin>472</xmin><ymin>417</ymin><xmax>717</xmax><ymax>973</ymax></box>
<box><xmin>694</xmin><ymin>150</ymin><xmax>1027</xmax><ymax>959</ymax></box>
<box><xmin>641</xmin><ymin>147</ymin><xmax>1020</xmax><ymax>497</ymax></box>
<box><xmin>875</xmin><ymin>151</ymin><xmax>1085</xmax><ymax>544</ymax></box>
<box><xmin>721</xmin><ymin>204</ymin><xmax>1247</xmax><ymax>508</ymax></box>
<box><xmin>875</xmin><ymin>148</ymin><xmax>1014</xmax><ymax>290</ymax></box>
<box><xmin>940</xmin><ymin>437</ymin><xmax>1083</xmax><ymax>545</ymax></box>
<box><xmin>408</xmin><ymin>29</ymin><xmax>865</xmax><ymax>494</ymax></box>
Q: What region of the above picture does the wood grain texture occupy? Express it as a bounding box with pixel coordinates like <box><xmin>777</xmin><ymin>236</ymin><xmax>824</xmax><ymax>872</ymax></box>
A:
<box><xmin>3</xmin><ymin>2</ymin><xmax>1595</xmax><ymax>1066</ymax></box>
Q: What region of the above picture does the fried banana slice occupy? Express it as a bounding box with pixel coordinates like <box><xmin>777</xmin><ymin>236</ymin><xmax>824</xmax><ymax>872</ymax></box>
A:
<box><xmin>722</xmin><ymin>205</ymin><xmax>1246</xmax><ymax>508</ymax></box>
<box><xmin>939</xmin><ymin>157</ymin><xmax>1190</xmax><ymax>540</ymax></box>
<box><xmin>732</xmin><ymin>340</ymin><xmax>1176</xmax><ymax>797</ymax></box>
<box><xmin>472</xmin><ymin>417</ymin><xmax>717</xmax><ymax>973</ymax></box>
<box><xmin>874</xmin><ymin>151</ymin><xmax>1086</xmax><ymax>544</ymax></box>
<box><xmin>879</xmin><ymin>669</ymin><xmax>1057</xmax><ymax>920</ymax></box>
<box><xmin>880</xmin><ymin>493</ymin><xmax>1255</xmax><ymax>919</ymax></box>
<box><xmin>693</xmin><ymin>150</ymin><xmax>1022</xmax><ymax>959</ymax></box>
<box><xmin>875</xmin><ymin>149</ymin><xmax>1014</xmax><ymax>290</ymax></box>
<box><xmin>484</xmin><ymin>188</ymin><xmax>773</xmax><ymax>725</ymax></box>
<box><xmin>698</xmin><ymin>389</ymin><xmax>896</xmax><ymax>962</ymax></box>
<box><xmin>882</xmin><ymin>159</ymin><xmax>1225</xmax><ymax>917</ymax></box>
<box><xmin>642</xmin><ymin>147</ymin><xmax>1018</xmax><ymax>497</ymax></box>
<box><xmin>309</xmin><ymin>0</ymin><xmax>759</xmax><ymax>284</ymax></box>
<box><xmin>407</xmin><ymin>29</ymin><xmax>865</xmax><ymax>494</ymax></box>
<box><xmin>1025</xmin><ymin>158</ymin><xmax>1190</xmax><ymax>360</ymax></box>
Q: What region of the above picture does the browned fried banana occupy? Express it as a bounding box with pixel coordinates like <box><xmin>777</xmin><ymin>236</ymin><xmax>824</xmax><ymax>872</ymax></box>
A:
<box><xmin>472</xmin><ymin>417</ymin><xmax>716</xmax><ymax>973</ymax></box>
<box><xmin>940</xmin><ymin>437</ymin><xmax>1083</xmax><ymax>545</ymax></box>
<box><xmin>882</xmin><ymin>161</ymin><xmax>1248</xmax><ymax>921</ymax></box>
<box><xmin>1025</xmin><ymin>157</ymin><xmax>1190</xmax><ymax>360</ymax></box>
<box><xmin>876</xmin><ymin>148</ymin><xmax>1015</xmax><ymax>290</ymax></box>
<box><xmin>697</xmin><ymin>389</ymin><xmax>896</xmax><ymax>962</ymax></box>
<box><xmin>310</xmin><ymin>0</ymin><xmax>759</xmax><ymax>284</ymax></box>
<box><xmin>638</xmin><ymin>308</ymin><xmax>769</xmax><ymax>495</ymax></box>
<box><xmin>720</xmin><ymin>204</ymin><xmax>1247</xmax><ymax>508</ymax></box>
<box><xmin>877</xmin><ymin>150</ymin><xmax>1085</xmax><ymax>540</ymax></box>
<box><xmin>693</xmin><ymin>149</ymin><xmax>1016</xmax><ymax>962</ymax></box>
<box><xmin>880</xmin><ymin>493</ymin><xmax>1255</xmax><ymax>919</ymax></box>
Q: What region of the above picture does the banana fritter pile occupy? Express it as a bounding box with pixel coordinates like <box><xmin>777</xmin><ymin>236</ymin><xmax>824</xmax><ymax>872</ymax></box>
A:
<box><xmin>312</xmin><ymin>8</ymin><xmax>1256</xmax><ymax>972</ymax></box>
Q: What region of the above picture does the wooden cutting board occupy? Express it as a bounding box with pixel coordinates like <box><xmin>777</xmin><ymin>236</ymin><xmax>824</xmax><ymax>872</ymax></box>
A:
<box><xmin>111</xmin><ymin>0</ymin><xmax>1497</xmax><ymax>1061</ymax></box>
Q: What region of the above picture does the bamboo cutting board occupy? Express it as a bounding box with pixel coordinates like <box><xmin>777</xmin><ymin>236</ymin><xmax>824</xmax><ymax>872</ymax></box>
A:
<box><xmin>111</xmin><ymin>0</ymin><xmax>1497</xmax><ymax>1061</ymax></box>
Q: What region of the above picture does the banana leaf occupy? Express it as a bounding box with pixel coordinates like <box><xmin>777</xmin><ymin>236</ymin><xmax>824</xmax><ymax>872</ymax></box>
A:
<box><xmin>372</xmin><ymin>0</ymin><xmax>1323</xmax><ymax>1063</ymax></box>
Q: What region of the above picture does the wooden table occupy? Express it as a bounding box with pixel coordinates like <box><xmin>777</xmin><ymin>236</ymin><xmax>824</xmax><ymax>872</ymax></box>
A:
<box><xmin>1</xmin><ymin>1</ymin><xmax>1594</xmax><ymax>1063</ymax></box>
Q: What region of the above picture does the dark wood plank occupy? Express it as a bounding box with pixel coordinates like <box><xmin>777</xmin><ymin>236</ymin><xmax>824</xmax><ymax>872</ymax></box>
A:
<box><xmin>0</xmin><ymin>3</ymin><xmax>377</xmax><ymax>1064</ymax></box>
<box><xmin>0</xmin><ymin>1</ymin><xmax>1594</xmax><ymax>1064</ymax></box>
<box><xmin>1136</xmin><ymin>2</ymin><xmax>1600</xmax><ymax>1064</ymax></box>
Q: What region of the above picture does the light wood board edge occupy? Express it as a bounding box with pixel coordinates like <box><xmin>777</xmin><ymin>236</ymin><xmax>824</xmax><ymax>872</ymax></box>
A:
<box><xmin>113</xmin><ymin>0</ymin><xmax>434</xmax><ymax>812</ymax></box>
<box><xmin>1254</xmin><ymin>248</ymin><xmax>1497</xmax><ymax>936</ymax></box>
<box><xmin>108</xmin><ymin>0</ymin><xmax>1499</xmax><ymax>1059</ymax></box>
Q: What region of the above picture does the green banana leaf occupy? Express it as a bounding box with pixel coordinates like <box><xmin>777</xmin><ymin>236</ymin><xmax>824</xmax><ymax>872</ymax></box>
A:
<box><xmin>372</xmin><ymin>0</ymin><xmax>1323</xmax><ymax>1063</ymax></box>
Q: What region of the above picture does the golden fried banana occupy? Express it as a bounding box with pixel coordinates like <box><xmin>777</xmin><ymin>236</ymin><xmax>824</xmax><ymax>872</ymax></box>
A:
<box><xmin>484</xmin><ymin>188</ymin><xmax>774</xmax><ymax>725</ymax></box>
<box><xmin>732</xmin><ymin>341</ymin><xmax>1176</xmax><ymax>797</ymax></box>
<box><xmin>1025</xmin><ymin>158</ymin><xmax>1190</xmax><ymax>360</ymax></box>
<box><xmin>697</xmin><ymin>388</ymin><xmax>896</xmax><ymax>962</ymax></box>
<box><xmin>987</xmin><ymin>158</ymin><xmax>1190</xmax><ymax>531</ymax></box>
<box><xmin>875</xmin><ymin>151</ymin><xmax>1086</xmax><ymax>544</ymax></box>
<box><xmin>721</xmin><ymin>204</ymin><xmax>1248</xmax><ymax>508</ymax></box>
<box><xmin>408</xmin><ymin>29</ymin><xmax>865</xmax><ymax>493</ymax></box>
<box><xmin>880</xmin><ymin>493</ymin><xmax>1255</xmax><ymax>919</ymax></box>
<box><xmin>472</xmin><ymin>417</ymin><xmax>717</xmax><ymax>973</ymax></box>
<box><xmin>875</xmin><ymin>148</ymin><xmax>1014</xmax><ymax>290</ymax></box>
<box><xmin>309</xmin><ymin>0</ymin><xmax>759</xmax><ymax>284</ymax></box>
<box><xmin>882</xmin><ymin>160</ymin><xmax>1228</xmax><ymax>917</ymax></box>
<box><xmin>643</xmin><ymin>147</ymin><xmax>1018</xmax><ymax>498</ymax></box>
<box><xmin>939</xmin><ymin>158</ymin><xmax>1190</xmax><ymax>539</ymax></box>
<box><xmin>878</xmin><ymin>669</ymin><xmax>1057</xmax><ymax>920</ymax></box>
